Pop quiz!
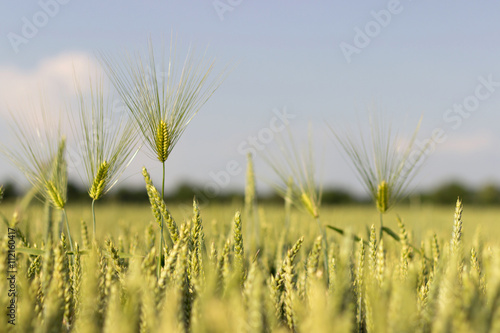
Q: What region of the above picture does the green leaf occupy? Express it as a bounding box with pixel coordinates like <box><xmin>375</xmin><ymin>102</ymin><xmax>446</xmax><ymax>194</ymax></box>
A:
<box><xmin>382</xmin><ymin>226</ymin><xmax>401</xmax><ymax>241</ymax></box>
<box><xmin>16</xmin><ymin>247</ymin><xmax>45</xmax><ymax>256</ymax></box>
<box><xmin>326</xmin><ymin>225</ymin><xmax>368</xmax><ymax>245</ymax></box>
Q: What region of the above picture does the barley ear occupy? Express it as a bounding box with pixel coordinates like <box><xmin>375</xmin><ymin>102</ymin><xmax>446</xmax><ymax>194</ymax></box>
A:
<box><xmin>155</xmin><ymin>120</ymin><xmax>170</xmax><ymax>162</ymax></box>
<box><xmin>376</xmin><ymin>180</ymin><xmax>389</xmax><ymax>214</ymax></box>
<box><xmin>368</xmin><ymin>224</ymin><xmax>377</xmax><ymax>275</ymax></box>
<box><xmin>80</xmin><ymin>220</ymin><xmax>91</xmax><ymax>250</ymax></box>
<box><xmin>451</xmin><ymin>197</ymin><xmax>463</xmax><ymax>255</ymax></box>
<box><xmin>283</xmin><ymin>257</ymin><xmax>296</xmax><ymax>331</ymax></box>
<box><xmin>398</xmin><ymin>218</ymin><xmax>410</xmax><ymax>280</ymax></box>
<box><xmin>143</xmin><ymin>167</ymin><xmax>162</xmax><ymax>227</ymax></box>
<box><xmin>233</xmin><ymin>211</ymin><xmax>245</xmax><ymax>283</ymax></box>
<box><xmin>244</xmin><ymin>153</ymin><xmax>256</xmax><ymax>217</ymax></box>
<box><xmin>301</xmin><ymin>192</ymin><xmax>318</xmax><ymax>218</ymax></box>
<box><xmin>46</xmin><ymin>180</ymin><xmax>65</xmax><ymax>210</ymax></box>
<box><xmin>89</xmin><ymin>161</ymin><xmax>110</xmax><ymax>200</ymax></box>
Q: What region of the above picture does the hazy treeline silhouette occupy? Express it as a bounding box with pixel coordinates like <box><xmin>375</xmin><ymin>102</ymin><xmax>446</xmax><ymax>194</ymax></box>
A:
<box><xmin>2</xmin><ymin>180</ymin><xmax>500</xmax><ymax>206</ymax></box>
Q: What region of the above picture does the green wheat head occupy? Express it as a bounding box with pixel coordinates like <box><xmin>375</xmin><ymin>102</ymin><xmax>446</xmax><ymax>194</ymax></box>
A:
<box><xmin>72</xmin><ymin>76</ymin><xmax>138</xmax><ymax>201</ymax></box>
<box><xmin>89</xmin><ymin>161</ymin><xmax>110</xmax><ymax>201</ymax></box>
<box><xmin>155</xmin><ymin>120</ymin><xmax>170</xmax><ymax>162</ymax></box>
<box><xmin>261</xmin><ymin>125</ymin><xmax>321</xmax><ymax>219</ymax></box>
<box><xmin>331</xmin><ymin>114</ymin><xmax>428</xmax><ymax>213</ymax></box>
<box><xmin>376</xmin><ymin>180</ymin><xmax>389</xmax><ymax>214</ymax></box>
<box><xmin>100</xmin><ymin>39</ymin><xmax>226</xmax><ymax>164</ymax></box>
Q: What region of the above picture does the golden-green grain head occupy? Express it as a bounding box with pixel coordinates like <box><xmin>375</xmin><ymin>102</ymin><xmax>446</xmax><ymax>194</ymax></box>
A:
<box><xmin>301</xmin><ymin>192</ymin><xmax>319</xmax><ymax>218</ymax></box>
<box><xmin>89</xmin><ymin>161</ymin><xmax>110</xmax><ymax>200</ymax></box>
<box><xmin>376</xmin><ymin>180</ymin><xmax>389</xmax><ymax>213</ymax></box>
<box><xmin>142</xmin><ymin>167</ymin><xmax>154</xmax><ymax>187</ymax></box>
<box><xmin>451</xmin><ymin>197</ymin><xmax>463</xmax><ymax>255</ymax></box>
<box><xmin>155</xmin><ymin>120</ymin><xmax>170</xmax><ymax>163</ymax></box>
<box><xmin>244</xmin><ymin>153</ymin><xmax>256</xmax><ymax>211</ymax></box>
<box><xmin>45</xmin><ymin>180</ymin><xmax>65</xmax><ymax>209</ymax></box>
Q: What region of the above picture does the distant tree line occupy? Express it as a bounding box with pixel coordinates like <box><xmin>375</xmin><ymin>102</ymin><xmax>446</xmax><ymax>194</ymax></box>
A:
<box><xmin>1</xmin><ymin>180</ymin><xmax>500</xmax><ymax>206</ymax></box>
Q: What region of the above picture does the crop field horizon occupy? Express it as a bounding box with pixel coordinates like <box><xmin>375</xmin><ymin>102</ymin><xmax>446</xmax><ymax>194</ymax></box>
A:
<box><xmin>2</xmin><ymin>201</ymin><xmax>500</xmax><ymax>247</ymax></box>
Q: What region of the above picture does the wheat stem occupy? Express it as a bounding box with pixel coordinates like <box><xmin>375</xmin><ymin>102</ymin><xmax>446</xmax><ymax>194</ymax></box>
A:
<box><xmin>157</xmin><ymin>161</ymin><xmax>166</xmax><ymax>279</ymax></box>
<box><xmin>91</xmin><ymin>199</ymin><xmax>96</xmax><ymax>244</ymax></box>
<box><xmin>62</xmin><ymin>209</ymin><xmax>74</xmax><ymax>254</ymax></box>
<box><xmin>379</xmin><ymin>212</ymin><xmax>384</xmax><ymax>242</ymax></box>
<box><xmin>315</xmin><ymin>216</ymin><xmax>329</xmax><ymax>282</ymax></box>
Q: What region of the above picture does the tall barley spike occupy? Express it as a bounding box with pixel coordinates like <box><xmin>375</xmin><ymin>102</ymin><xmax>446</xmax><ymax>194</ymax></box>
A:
<box><xmin>233</xmin><ymin>211</ymin><xmax>245</xmax><ymax>283</ymax></box>
<box><xmin>191</xmin><ymin>197</ymin><xmax>205</xmax><ymax>254</ymax></box>
<box><xmin>244</xmin><ymin>153</ymin><xmax>259</xmax><ymax>247</ymax></box>
<box><xmin>143</xmin><ymin>168</ymin><xmax>162</xmax><ymax>227</ymax></box>
<box><xmin>72</xmin><ymin>243</ymin><xmax>82</xmax><ymax>316</ymax></box>
<box><xmin>175</xmin><ymin>243</ymin><xmax>191</xmax><ymax>333</ymax></box>
<box><xmin>221</xmin><ymin>239</ymin><xmax>232</xmax><ymax>294</ymax></box>
<box><xmin>272</xmin><ymin>236</ymin><xmax>304</xmax><ymax>322</ymax></box>
<box><xmin>80</xmin><ymin>220</ymin><xmax>91</xmax><ymax>250</ymax></box>
<box><xmin>368</xmin><ymin>224</ymin><xmax>377</xmax><ymax>275</ymax></box>
<box><xmin>155</xmin><ymin>120</ymin><xmax>170</xmax><ymax>162</ymax></box>
<box><xmin>163</xmin><ymin>236</ymin><xmax>182</xmax><ymax>279</ymax></box>
<box><xmin>431</xmin><ymin>233</ymin><xmax>440</xmax><ymax>269</ymax></box>
<box><xmin>398</xmin><ymin>218</ymin><xmax>410</xmax><ymax>280</ymax></box>
<box><xmin>470</xmin><ymin>247</ymin><xmax>485</xmax><ymax>293</ymax></box>
<box><xmin>355</xmin><ymin>239</ymin><xmax>365</xmax><ymax>332</ymax></box>
<box><xmin>72</xmin><ymin>75</ymin><xmax>137</xmax><ymax>244</ymax></box>
<box><xmin>306</xmin><ymin>236</ymin><xmax>323</xmax><ymax>277</ymax></box>
<box><xmin>283</xmin><ymin>257</ymin><xmax>296</xmax><ymax>331</ymax></box>
<box><xmin>244</xmin><ymin>261</ymin><xmax>264</xmax><ymax>333</ymax></box>
<box><xmin>145</xmin><ymin>222</ymin><xmax>156</xmax><ymax>252</ymax></box>
<box><xmin>27</xmin><ymin>254</ymin><xmax>42</xmax><ymax>280</ymax></box>
<box><xmin>451</xmin><ymin>197</ymin><xmax>463</xmax><ymax>255</ymax></box>
<box><xmin>143</xmin><ymin>166</ymin><xmax>179</xmax><ymax>279</ymax></box>
<box><xmin>244</xmin><ymin>153</ymin><xmax>256</xmax><ymax>217</ymax></box>
<box><xmin>89</xmin><ymin>161</ymin><xmax>110</xmax><ymax>201</ymax></box>
<box><xmin>101</xmin><ymin>39</ymin><xmax>225</xmax><ymax>167</ymax></box>
<box><xmin>45</xmin><ymin>180</ymin><xmax>65</xmax><ymax>210</ymax></box>
<box><xmin>331</xmin><ymin>114</ymin><xmax>427</xmax><ymax>213</ymax></box>
<box><xmin>376</xmin><ymin>180</ymin><xmax>389</xmax><ymax>214</ymax></box>
<box><xmin>44</xmin><ymin>198</ymin><xmax>54</xmax><ymax>243</ymax></box>
<box><xmin>42</xmin><ymin>241</ymin><xmax>66</xmax><ymax>332</ymax></box>
<box><xmin>143</xmin><ymin>170</ymin><xmax>179</xmax><ymax>243</ymax></box>
<box><xmin>376</xmin><ymin>240</ymin><xmax>385</xmax><ymax>286</ymax></box>
<box><xmin>191</xmin><ymin>198</ymin><xmax>205</xmax><ymax>290</ymax></box>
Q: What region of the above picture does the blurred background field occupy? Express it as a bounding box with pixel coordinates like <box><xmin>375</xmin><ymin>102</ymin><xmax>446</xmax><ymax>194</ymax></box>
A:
<box><xmin>2</xmin><ymin>200</ymin><xmax>498</xmax><ymax>249</ymax></box>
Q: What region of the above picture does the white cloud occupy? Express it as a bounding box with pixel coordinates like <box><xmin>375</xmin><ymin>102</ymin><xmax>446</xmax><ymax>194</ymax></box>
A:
<box><xmin>0</xmin><ymin>51</ymin><xmax>100</xmax><ymax>117</ymax></box>
<box><xmin>436</xmin><ymin>131</ymin><xmax>497</xmax><ymax>154</ymax></box>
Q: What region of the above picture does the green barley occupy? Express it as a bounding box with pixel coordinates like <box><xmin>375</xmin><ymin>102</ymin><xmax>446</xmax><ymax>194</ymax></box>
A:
<box><xmin>233</xmin><ymin>211</ymin><xmax>245</xmax><ymax>283</ymax></box>
<box><xmin>244</xmin><ymin>152</ymin><xmax>259</xmax><ymax>247</ymax></box>
<box><xmin>143</xmin><ymin>166</ymin><xmax>179</xmax><ymax>278</ymax></box>
<box><xmin>451</xmin><ymin>197</ymin><xmax>463</xmax><ymax>255</ymax></box>
<box><xmin>355</xmin><ymin>239</ymin><xmax>365</xmax><ymax>332</ymax></box>
<box><xmin>72</xmin><ymin>77</ymin><xmax>137</xmax><ymax>243</ymax></box>
<box><xmin>102</xmin><ymin>40</ymin><xmax>225</xmax><ymax>286</ymax></box>
<box><xmin>368</xmin><ymin>224</ymin><xmax>377</xmax><ymax>276</ymax></box>
<box><xmin>331</xmin><ymin>114</ymin><xmax>428</xmax><ymax>240</ymax></box>
<box><xmin>398</xmin><ymin>218</ymin><xmax>410</xmax><ymax>280</ymax></box>
<box><xmin>283</xmin><ymin>257</ymin><xmax>296</xmax><ymax>331</ymax></box>
<box><xmin>80</xmin><ymin>220</ymin><xmax>91</xmax><ymax>250</ymax></box>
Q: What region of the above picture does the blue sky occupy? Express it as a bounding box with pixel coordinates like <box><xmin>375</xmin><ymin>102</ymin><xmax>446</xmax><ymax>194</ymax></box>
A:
<box><xmin>1</xmin><ymin>1</ymin><xmax>500</xmax><ymax>196</ymax></box>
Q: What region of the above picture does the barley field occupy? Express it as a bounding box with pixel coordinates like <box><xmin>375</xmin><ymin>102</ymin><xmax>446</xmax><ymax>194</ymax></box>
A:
<box><xmin>1</xmin><ymin>42</ymin><xmax>500</xmax><ymax>332</ymax></box>
<box><xmin>1</xmin><ymin>197</ymin><xmax>500</xmax><ymax>332</ymax></box>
